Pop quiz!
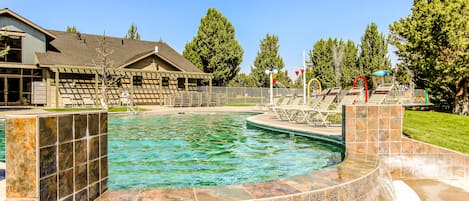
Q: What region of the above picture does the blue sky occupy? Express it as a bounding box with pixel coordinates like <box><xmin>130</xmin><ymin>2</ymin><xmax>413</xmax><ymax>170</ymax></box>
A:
<box><xmin>3</xmin><ymin>0</ymin><xmax>413</xmax><ymax>77</ymax></box>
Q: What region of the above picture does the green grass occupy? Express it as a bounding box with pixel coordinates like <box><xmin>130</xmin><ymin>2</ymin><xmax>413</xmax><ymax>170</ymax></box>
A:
<box><xmin>403</xmin><ymin>110</ymin><xmax>469</xmax><ymax>154</ymax></box>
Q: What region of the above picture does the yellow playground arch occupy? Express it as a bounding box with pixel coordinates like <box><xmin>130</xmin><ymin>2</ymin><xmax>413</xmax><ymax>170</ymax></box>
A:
<box><xmin>307</xmin><ymin>78</ymin><xmax>322</xmax><ymax>101</ymax></box>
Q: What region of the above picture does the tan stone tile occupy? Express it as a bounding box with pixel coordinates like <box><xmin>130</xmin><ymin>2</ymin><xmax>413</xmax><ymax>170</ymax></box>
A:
<box><xmin>345</xmin><ymin>105</ymin><xmax>356</xmax><ymax>119</ymax></box>
<box><xmin>345</xmin><ymin>127</ymin><xmax>356</xmax><ymax>143</ymax></box>
<box><xmin>138</xmin><ymin>188</ymin><xmax>196</xmax><ymax>201</ymax></box>
<box><xmin>356</xmin><ymin>106</ymin><xmax>367</xmax><ymax>118</ymax></box>
<box><xmin>390</xmin><ymin>129</ymin><xmax>402</xmax><ymax>141</ymax></box>
<box><xmin>390</xmin><ymin>118</ymin><xmax>402</xmax><ymax>129</ymax></box>
<box><xmin>242</xmin><ymin>180</ymin><xmax>301</xmax><ymax>199</ymax></box>
<box><xmin>379</xmin><ymin>118</ymin><xmax>390</xmax><ymax>130</ymax></box>
<box><xmin>379</xmin><ymin>106</ymin><xmax>391</xmax><ymax>117</ymax></box>
<box><xmin>356</xmin><ymin>118</ymin><xmax>367</xmax><ymax>130</ymax></box>
<box><xmin>367</xmin><ymin>117</ymin><xmax>378</xmax><ymax>130</ymax></box>
<box><xmin>356</xmin><ymin>130</ymin><xmax>367</xmax><ymax>143</ymax></box>
<box><xmin>390</xmin><ymin>106</ymin><xmax>403</xmax><ymax>118</ymax></box>
<box><xmin>195</xmin><ymin>185</ymin><xmax>253</xmax><ymax>201</ymax></box>
<box><xmin>378</xmin><ymin>130</ymin><xmax>390</xmax><ymax>142</ymax></box>
<box><xmin>367</xmin><ymin>129</ymin><xmax>378</xmax><ymax>143</ymax></box>
<box><xmin>401</xmin><ymin>141</ymin><xmax>413</xmax><ymax>154</ymax></box>
<box><xmin>5</xmin><ymin>117</ymin><xmax>37</xmax><ymax>198</ymax></box>
<box><xmin>451</xmin><ymin>154</ymin><xmax>465</xmax><ymax>167</ymax></box>
<box><xmin>452</xmin><ymin>167</ymin><xmax>465</xmax><ymax>177</ymax></box>
<box><xmin>390</xmin><ymin>142</ymin><xmax>402</xmax><ymax>154</ymax></box>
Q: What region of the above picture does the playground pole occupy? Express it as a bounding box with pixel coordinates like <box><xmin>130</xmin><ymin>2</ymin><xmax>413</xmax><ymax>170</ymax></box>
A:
<box><xmin>303</xmin><ymin>51</ymin><xmax>307</xmax><ymax>104</ymax></box>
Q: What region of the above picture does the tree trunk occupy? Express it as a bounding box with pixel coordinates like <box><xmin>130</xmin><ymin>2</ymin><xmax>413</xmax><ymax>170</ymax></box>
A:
<box><xmin>452</xmin><ymin>91</ymin><xmax>468</xmax><ymax>116</ymax></box>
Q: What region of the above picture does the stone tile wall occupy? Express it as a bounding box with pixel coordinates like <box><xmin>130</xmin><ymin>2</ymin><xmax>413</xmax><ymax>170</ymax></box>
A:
<box><xmin>343</xmin><ymin>105</ymin><xmax>468</xmax><ymax>180</ymax></box>
<box><xmin>6</xmin><ymin>111</ymin><xmax>108</xmax><ymax>201</ymax></box>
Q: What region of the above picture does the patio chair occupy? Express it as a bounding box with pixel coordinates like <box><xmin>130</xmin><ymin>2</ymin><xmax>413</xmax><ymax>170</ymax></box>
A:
<box><xmin>300</xmin><ymin>87</ymin><xmax>342</xmax><ymax>124</ymax></box>
<box><xmin>272</xmin><ymin>96</ymin><xmax>304</xmax><ymax>120</ymax></box>
<box><xmin>309</xmin><ymin>88</ymin><xmax>363</xmax><ymax>127</ymax></box>
<box><xmin>367</xmin><ymin>83</ymin><xmax>394</xmax><ymax>104</ymax></box>
<box><xmin>283</xmin><ymin>88</ymin><xmax>331</xmax><ymax>123</ymax></box>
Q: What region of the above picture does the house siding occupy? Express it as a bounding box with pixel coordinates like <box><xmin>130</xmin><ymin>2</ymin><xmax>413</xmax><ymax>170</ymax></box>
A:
<box><xmin>0</xmin><ymin>15</ymin><xmax>46</xmax><ymax>64</ymax></box>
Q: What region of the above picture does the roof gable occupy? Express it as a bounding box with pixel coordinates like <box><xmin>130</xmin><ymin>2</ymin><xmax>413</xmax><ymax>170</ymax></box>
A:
<box><xmin>0</xmin><ymin>8</ymin><xmax>56</xmax><ymax>39</ymax></box>
<box><xmin>35</xmin><ymin>30</ymin><xmax>203</xmax><ymax>73</ymax></box>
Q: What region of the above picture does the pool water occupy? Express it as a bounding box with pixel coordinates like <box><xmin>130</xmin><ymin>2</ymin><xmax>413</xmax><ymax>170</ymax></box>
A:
<box><xmin>109</xmin><ymin>113</ymin><xmax>344</xmax><ymax>190</ymax></box>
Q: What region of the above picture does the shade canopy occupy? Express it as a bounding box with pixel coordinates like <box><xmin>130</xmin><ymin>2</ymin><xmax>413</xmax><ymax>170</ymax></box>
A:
<box><xmin>372</xmin><ymin>70</ymin><xmax>392</xmax><ymax>76</ymax></box>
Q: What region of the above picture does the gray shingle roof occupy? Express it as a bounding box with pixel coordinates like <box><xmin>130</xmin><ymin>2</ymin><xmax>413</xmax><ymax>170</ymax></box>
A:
<box><xmin>36</xmin><ymin>30</ymin><xmax>202</xmax><ymax>73</ymax></box>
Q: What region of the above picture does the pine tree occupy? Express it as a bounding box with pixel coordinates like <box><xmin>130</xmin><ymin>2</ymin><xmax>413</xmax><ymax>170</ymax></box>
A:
<box><xmin>124</xmin><ymin>23</ymin><xmax>141</xmax><ymax>40</ymax></box>
<box><xmin>308</xmin><ymin>38</ymin><xmax>336</xmax><ymax>89</ymax></box>
<box><xmin>341</xmin><ymin>40</ymin><xmax>359</xmax><ymax>88</ymax></box>
<box><xmin>390</xmin><ymin>0</ymin><xmax>468</xmax><ymax>115</ymax></box>
<box><xmin>183</xmin><ymin>8</ymin><xmax>243</xmax><ymax>86</ymax></box>
<box><xmin>357</xmin><ymin>22</ymin><xmax>391</xmax><ymax>88</ymax></box>
<box><xmin>66</xmin><ymin>26</ymin><xmax>78</xmax><ymax>33</ymax></box>
<box><xmin>252</xmin><ymin>33</ymin><xmax>285</xmax><ymax>87</ymax></box>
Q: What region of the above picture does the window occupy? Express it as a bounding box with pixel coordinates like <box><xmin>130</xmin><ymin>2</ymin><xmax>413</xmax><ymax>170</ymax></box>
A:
<box><xmin>0</xmin><ymin>35</ymin><xmax>22</xmax><ymax>63</ymax></box>
<box><xmin>133</xmin><ymin>76</ymin><xmax>143</xmax><ymax>86</ymax></box>
<box><xmin>177</xmin><ymin>78</ymin><xmax>185</xmax><ymax>90</ymax></box>
<box><xmin>162</xmin><ymin>77</ymin><xmax>169</xmax><ymax>87</ymax></box>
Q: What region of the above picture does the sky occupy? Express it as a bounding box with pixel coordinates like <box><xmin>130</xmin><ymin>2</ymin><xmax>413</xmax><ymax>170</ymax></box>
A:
<box><xmin>2</xmin><ymin>0</ymin><xmax>413</xmax><ymax>78</ymax></box>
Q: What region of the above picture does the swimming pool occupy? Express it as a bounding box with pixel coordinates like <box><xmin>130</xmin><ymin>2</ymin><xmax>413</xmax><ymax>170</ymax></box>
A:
<box><xmin>108</xmin><ymin>113</ymin><xmax>344</xmax><ymax>190</ymax></box>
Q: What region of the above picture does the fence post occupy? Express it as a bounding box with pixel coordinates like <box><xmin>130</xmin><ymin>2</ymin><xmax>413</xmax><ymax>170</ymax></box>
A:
<box><xmin>244</xmin><ymin>86</ymin><xmax>246</xmax><ymax>104</ymax></box>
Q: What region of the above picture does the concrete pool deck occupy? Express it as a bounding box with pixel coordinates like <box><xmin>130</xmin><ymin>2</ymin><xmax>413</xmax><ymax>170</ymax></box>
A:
<box><xmin>0</xmin><ymin>106</ymin><xmax>468</xmax><ymax>200</ymax></box>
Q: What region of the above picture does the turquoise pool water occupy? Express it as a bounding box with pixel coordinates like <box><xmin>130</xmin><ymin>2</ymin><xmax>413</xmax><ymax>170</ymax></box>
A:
<box><xmin>109</xmin><ymin>113</ymin><xmax>344</xmax><ymax>190</ymax></box>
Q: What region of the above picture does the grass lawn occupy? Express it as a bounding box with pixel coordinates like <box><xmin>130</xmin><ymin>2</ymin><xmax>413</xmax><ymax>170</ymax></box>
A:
<box><xmin>403</xmin><ymin>110</ymin><xmax>469</xmax><ymax>154</ymax></box>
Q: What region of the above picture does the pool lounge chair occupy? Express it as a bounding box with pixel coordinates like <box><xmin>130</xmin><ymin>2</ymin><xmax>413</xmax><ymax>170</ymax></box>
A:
<box><xmin>300</xmin><ymin>87</ymin><xmax>342</xmax><ymax>124</ymax></box>
<box><xmin>272</xmin><ymin>97</ymin><xmax>303</xmax><ymax>120</ymax></box>
<box><xmin>367</xmin><ymin>83</ymin><xmax>394</xmax><ymax>104</ymax></box>
<box><xmin>283</xmin><ymin>88</ymin><xmax>331</xmax><ymax>123</ymax></box>
<box><xmin>309</xmin><ymin>88</ymin><xmax>363</xmax><ymax>127</ymax></box>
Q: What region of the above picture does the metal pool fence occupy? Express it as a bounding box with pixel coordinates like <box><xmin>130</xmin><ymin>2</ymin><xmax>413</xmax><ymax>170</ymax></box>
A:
<box><xmin>162</xmin><ymin>86</ymin><xmax>429</xmax><ymax>106</ymax></box>
<box><xmin>197</xmin><ymin>86</ymin><xmax>304</xmax><ymax>105</ymax></box>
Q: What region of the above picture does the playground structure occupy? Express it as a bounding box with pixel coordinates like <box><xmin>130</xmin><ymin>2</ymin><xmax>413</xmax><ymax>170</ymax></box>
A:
<box><xmin>306</xmin><ymin>78</ymin><xmax>322</xmax><ymax>101</ymax></box>
<box><xmin>353</xmin><ymin>75</ymin><xmax>369</xmax><ymax>103</ymax></box>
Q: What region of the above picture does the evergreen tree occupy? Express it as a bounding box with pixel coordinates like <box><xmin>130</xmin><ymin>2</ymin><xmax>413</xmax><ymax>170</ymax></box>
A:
<box><xmin>389</xmin><ymin>0</ymin><xmax>468</xmax><ymax>115</ymax></box>
<box><xmin>341</xmin><ymin>40</ymin><xmax>359</xmax><ymax>88</ymax></box>
<box><xmin>183</xmin><ymin>8</ymin><xmax>243</xmax><ymax>86</ymax></box>
<box><xmin>252</xmin><ymin>33</ymin><xmax>285</xmax><ymax>87</ymax></box>
<box><xmin>124</xmin><ymin>23</ymin><xmax>141</xmax><ymax>40</ymax></box>
<box><xmin>228</xmin><ymin>73</ymin><xmax>256</xmax><ymax>87</ymax></box>
<box><xmin>357</xmin><ymin>22</ymin><xmax>391</xmax><ymax>88</ymax></box>
<box><xmin>66</xmin><ymin>25</ymin><xmax>78</xmax><ymax>33</ymax></box>
<box><xmin>308</xmin><ymin>38</ymin><xmax>336</xmax><ymax>89</ymax></box>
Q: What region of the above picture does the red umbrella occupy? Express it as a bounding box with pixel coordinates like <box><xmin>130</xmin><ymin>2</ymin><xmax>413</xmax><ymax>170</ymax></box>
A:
<box><xmin>295</xmin><ymin>70</ymin><xmax>299</xmax><ymax>76</ymax></box>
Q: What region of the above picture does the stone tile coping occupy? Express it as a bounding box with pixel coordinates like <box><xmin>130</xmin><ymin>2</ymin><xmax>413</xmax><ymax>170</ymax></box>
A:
<box><xmin>95</xmin><ymin>152</ymin><xmax>379</xmax><ymax>201</ymax></box>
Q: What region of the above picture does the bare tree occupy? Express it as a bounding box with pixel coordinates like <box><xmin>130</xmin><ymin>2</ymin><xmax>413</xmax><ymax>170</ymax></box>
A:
<box><xmin>332</xmin><ymin>43</ymin><xmax>344</xmax><ymax>88</ymax></box>
<box><xmin>93</xmin><ymin>32</ymin><xmax>114</xmax><ymax>110</ymax></box>
<box><xmin>0</xmin><ymin>46</ymin><xmax>9</xmax><ymax>58</ymax></box>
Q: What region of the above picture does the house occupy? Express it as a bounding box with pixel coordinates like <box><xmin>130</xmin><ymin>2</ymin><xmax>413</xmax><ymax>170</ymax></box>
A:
<box><xmin>0</xmin><ymin>8</ymin><xmax>214</xmax><ymax>107</ymax></box>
